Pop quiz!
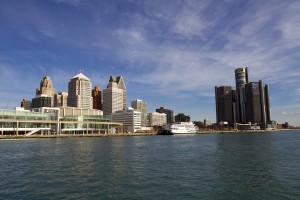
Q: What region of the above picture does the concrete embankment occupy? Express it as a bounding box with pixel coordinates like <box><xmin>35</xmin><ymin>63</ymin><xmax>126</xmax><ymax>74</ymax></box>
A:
<box><xmin>0</xmin><ymin>132</ymin><xmax>157</xmax><ymax>139</ymax></box>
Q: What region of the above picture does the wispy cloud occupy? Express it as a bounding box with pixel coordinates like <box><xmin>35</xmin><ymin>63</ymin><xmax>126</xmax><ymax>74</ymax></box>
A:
<box><xmin>1</xmin><ymin>0</ymin><xmax>300</xmax><ymax>124</ymax></box>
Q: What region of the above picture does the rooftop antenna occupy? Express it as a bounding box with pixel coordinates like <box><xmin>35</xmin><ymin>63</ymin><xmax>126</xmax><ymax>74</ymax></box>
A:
<box><xmin>45</xmin><ymin>68</ymin><xmax>48</xmax><ymax>77</ymax></box>
<box><xmin>79</xmin><ymin>69</ymin><xmax>84</xmax><ymax>74</ymax></box>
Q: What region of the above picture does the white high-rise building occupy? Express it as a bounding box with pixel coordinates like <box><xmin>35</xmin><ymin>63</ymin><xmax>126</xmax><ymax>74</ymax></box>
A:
<box><xmin>67</xmin><ymin>72</ymin><xmax>93</xmax><ymax>109</ymax></box>
<box><xmin>112</xmin><ymin>107</ymin><xmax>141</xmax><ymax>133</ymax></box>
<box><xmin>103</xmin><ymin>82</ymin><xmax>123</xmax><ymax>115</ymax></box>
<box><xmin>108</xmin><ymin>76</ymin><xmax>126</xmax><ymax>110</ymax></box>
<box><xmin>131</xmin><ymin>99</ymin><xmax>147</xmax><ymax>127</ymax></box>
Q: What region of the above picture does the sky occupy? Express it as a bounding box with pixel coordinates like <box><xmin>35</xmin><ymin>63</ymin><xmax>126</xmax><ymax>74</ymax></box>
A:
<box><xmin>0</xmin><ymin>0</ymin><xmax>300</xmax><ymax>126</ymax></box>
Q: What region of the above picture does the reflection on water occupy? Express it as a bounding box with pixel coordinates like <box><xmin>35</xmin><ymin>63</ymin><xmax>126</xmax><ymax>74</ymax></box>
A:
<box><xmin>0</xmin><ymin>131</ymin><xmax>299</xmax><ymax>199</ymax></box>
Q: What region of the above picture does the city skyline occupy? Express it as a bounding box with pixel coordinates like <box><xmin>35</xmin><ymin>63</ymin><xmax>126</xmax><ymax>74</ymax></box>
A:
<box><xmin>1</xmin><ymin>0</ymin><xmax>300</xmax><ymax>125</ymax></box>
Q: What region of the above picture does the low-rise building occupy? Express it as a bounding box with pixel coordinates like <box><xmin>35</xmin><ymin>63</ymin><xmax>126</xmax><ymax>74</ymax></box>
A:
<box><xmin>148</xmin><ymin>112</ymin><xmax>167</xmax><ymax>126</ymax></box>
<box><xmin>112</xmin><ymin>107</ymin><xmax>141</xmax><ymax>133</ymax></box>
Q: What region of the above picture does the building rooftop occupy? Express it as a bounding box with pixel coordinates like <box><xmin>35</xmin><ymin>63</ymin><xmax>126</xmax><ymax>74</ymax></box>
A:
<box><xmin>72</xmin><ymin>72</ymin><xmax>90</xmax><ymax>81</ymax></box>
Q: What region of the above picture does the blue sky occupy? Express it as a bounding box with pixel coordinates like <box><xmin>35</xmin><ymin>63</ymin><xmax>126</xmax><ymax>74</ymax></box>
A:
<box><xmin>0</xmin><ymin>0</ymin><xmax>300</xmax><ymax>125</ymax></box>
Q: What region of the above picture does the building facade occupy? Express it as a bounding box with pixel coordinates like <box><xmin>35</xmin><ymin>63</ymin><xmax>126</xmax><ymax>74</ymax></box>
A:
<box><xmin>31</xmin><ymin>95</ymin><xmax>51</xmax><ymax>108</ymax></box>
<box><xmin>67</xmin><ymin>72</ymin><xmax>93</xmax><ymax>109</ymax></box>
<box><xmin>92</xmin><ymin>86</ymin><xmax>102</xmax><ymax>110</ymax></box>
<box><xmin>215</xmin><ymin>86</ymin><xmax>236</xmax><ymax>125</ymax></box>
<box><xmin>102</xmin><ymin>82</ymin><xmax>123</xmax><ymax>115</ymax></box>
<box><xmin>54</xmin><ymin>92</ymin><xmax>68</xmax><ymax>107</ymax></box>
<box><xmin>131</xmin><ymin>99</ymin><xmax>147</xmax><ymax>127</ymax></box>
<box><xmin>21</xmin><ymin>99</ymin><xmax>31</xmax><ymax>110</ymax></box>
<box><xmin>156</xmin><ymin>107</ymin><xmax>174</xmax><ymax>124</ymax></box>
<box><xmin>245</xmin><ymin>80</ymin><xmax>270</xmax><ymax>125</ymax></box>
<box><xmin>147</xmin><ymin>112</ymin><xmax>167</xmax><ymax>126</ymax></box>
<box><xmin>175</xmin><ymin>113</ymin><xmax>191</xmax><ymax>122</ymax></box>
<box><xmin>235</xmin><ymin>67</ymin><xmax>248</xmax><ymax>123</ymax></box>
<box><xmin>108</xmin><ymin>76</ymin><xmax>126</xmax><ymax>110</ymax></box>
<box><xmin>111</xmin><ymin>108</ymin><xmax>141</xmax><ymax>133</ymax></box>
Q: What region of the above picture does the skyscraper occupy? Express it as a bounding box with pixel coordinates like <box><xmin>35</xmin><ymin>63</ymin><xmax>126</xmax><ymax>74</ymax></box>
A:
<box><xmin>245</xmin><ymin>80</ymin><xmax>270</xmax><ymax>125</ymax></box>
<box><xmin>67</xmin><ymin>72</ymin><xmax>93</xmax><ymax>109</ymax></box>
<box><xmin>92</xmin><ymin>86</ymin><xmax>102</xmax><ymax>110</ymax></box>
<box><xmin>108</xmin><ymin>76</ymin><xmax>126</xmax><ymax>110</ymax></box>
<box><xmin>235</xmin><ymin>67</ymin><xmax>248</xmax><ymax>123</ymax></box>
<box><xmin>102</xmin><ymin>81</ymin><xmax>123</xmax><ymax>115</ymax></box>
<box><xmin>215</xmin><ymin>67</ymin><xmax>272</xmax><ymax>129</ymax></box>
<box><xmin>36</xmin><ymin>74</ymin><xmax>57</xmax><ymax>107</ymax></box>
<box><xmin>215</xmin><ymin>86</ymin><xmax>236</xmax><ymax>125</ymax></box>
<box><xmin>131</xmin><ymin>99</ymin><xmax>147</xmax><ymax>127</ymax></box>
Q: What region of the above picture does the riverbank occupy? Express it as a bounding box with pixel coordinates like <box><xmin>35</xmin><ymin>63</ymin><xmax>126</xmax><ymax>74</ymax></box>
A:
<box><xmin>0</xmin><ymin>132</ymin><xmax>157</xmax><ymax>139</ymax></box>
<box><xmin>0</xmin><ymin>129</ymin><xmax>296</xmax><ymax>140</ymax></box>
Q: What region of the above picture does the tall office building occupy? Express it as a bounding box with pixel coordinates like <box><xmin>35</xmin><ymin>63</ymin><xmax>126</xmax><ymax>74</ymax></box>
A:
<box><xmin>108</xmin><ymin>76</ymin><xmax>126</xmax><ymax>110</ymax></box>
<box><xmin>245</xmin><ymin>80</ymin><xmax>270</xmax><ymax>125</ymax></box>
<box><xmin>102</xmin><ymin>82</ymin><xmax>123</xmax><ymax>115</ymax></box>
<box><xmin>235</xmin><ymin>67</ymin><xmax>248</xmax><ymax>123</ymax></box>
<box><xmin>131</xmin><ymin>99</ymin><xmax>147</xmax><ymax>127</ymax></box>
<box><xmin>156</xmin><ymin>107</ymin><xmax>174</xmax><ymax>124</ymax></box>
<box><xmin>67</xmin><ymin>72</ymin><xmax>93</xmax><ymax>109</ymax></box>
<box><xmin>36</xmin><ymin>74</ymin><xmax>57</xmax><ymax>107</ymax></box>
<box><xmin>92</xmin><ymin>86</ymin><xmax>102</xmax><ymax>110</ymax></box>
<box><xmin>215</xmin><ymin>86</ymin><xmax>236</xmax><ymax>125</ymax></box>
<box><xmin>215</xmin><ymin>67</ymin><xmax>272</xmax><ymax>129</ymax></box>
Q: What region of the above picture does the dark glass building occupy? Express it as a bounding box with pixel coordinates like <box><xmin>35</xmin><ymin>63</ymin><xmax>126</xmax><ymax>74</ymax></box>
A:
<box><xmin>235</xmin><ymin>67</ymin><xmax>248</xmax><ymax>123</ymax></box>
<box><xmin>175</xmin><ymin>113</ymin><xmax>190</xmax><ymax>122</ymax></box>
<box><xmin>31</xmin><ymin>95</ymin><xmax>51</xmax><ymax>108</ymax></box>
<box><xmin>215</xmin><ymin>86</ymin><xmax>236</xmax><ymax>125</ymax></box>
<box><xmin>156</xmin><ymin>107</ymin><xmax>174</xmax><ymax>124</ymax></box>
<box><xmin>215</xmin><ymin>68</ymin><xmax>272</xmax><ymax>129</ymax></box>
<box><xmin>245</xmin><ymin>80</ymin><xmax>270</xmax><ymax>125</ymax></box>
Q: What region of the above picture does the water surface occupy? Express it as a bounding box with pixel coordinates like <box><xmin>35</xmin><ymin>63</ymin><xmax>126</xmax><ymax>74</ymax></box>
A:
<box><xmin>0</xmin><ymin>131</ymin><xmax>299</xmax><ymax>199</ymax></box>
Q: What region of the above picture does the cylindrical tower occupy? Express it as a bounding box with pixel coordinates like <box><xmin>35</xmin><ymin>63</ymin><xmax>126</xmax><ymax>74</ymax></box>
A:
<box><xmin>235</xmin><ymin>67</ymin><xmax>248</xmax><ymax>123</ymax></box>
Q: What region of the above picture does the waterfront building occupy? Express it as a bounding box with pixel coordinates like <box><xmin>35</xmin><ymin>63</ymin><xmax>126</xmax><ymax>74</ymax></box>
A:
<box><xmin>156</xmin><ymin>107</ymin><xmax>174</xmax><ymax>124</ymax></box>
<box><xmin>235</xmin><ymin>67</ymin><xmax>248</xmax><ymax>123</ymax></box>
<box><xmin>147</xmin><ymin>112</ymin><xmax>167</xmax><ymax>126</ymax></box>
<box><xmin>215</xmin><ymin>86</ymin><xmax>236</xmax><ymax>125</ymax></box>
<box><xmin>215</xmin><ymin>67</ymin><xmax>273</xmax><ymax>129</ymax></box>
<box><xmin>0</xmin><ymin>108</ymin><xmax>55</xmax><ymax>136</ymax></box>
<box><xmin>131</xmin><ymin>99</ymin><xmax>147</xmax><ymax>127</ymax></box>
<box><xmin>54</xmin><ymin>92</ymin><xmax>68</xmax><ymax>107</ymax></box>
<box><xmin>108</xmin><ymin>76</ymin><xmax>126</xmax><ymax>110</ymax></box>
<box><xmin>102</xmin><ymin>82</ymin><xmax>123</xmax><ymax>115</ymax></box>
<box><xmin>245</xmin><ymin>80</ymin><xmax>270</xmax><ymax>125</ymax></box>
<box><xmin>92</xmin><ymin>86</ymin><xmax>102</xmax><ymax>110</ymax></box>
<box><xmin>36</xmin><ymin>74</ymin><xmax>57</xmax><ymax>107</ymax></box>
<box><xmin>67</xmin><ymin>72</ymin><xmax>93</xmax><ymax>109</ymax></box>
<box><xmin>56</xmin><ymin>106</ymin><xmax>103</xmax><ymax>118</ymax></box>
<box><xmin>175</xmin><ymin>113</ymin><xmax>191</xmax><ymax>122</ymax></box>
<box><xmin>31</xmin><ymin>94</ymin><xmax>51</xmax><ymax>108</ymax></box>
<box><xmin>0</xmin><ymin>107</ymin><xmax>122</xmax><ymax>136</ymax></box>
<box><xmin>111</xmin><ymin>107</ymin><xmax>141</xmax><ymax>133</ymax></box>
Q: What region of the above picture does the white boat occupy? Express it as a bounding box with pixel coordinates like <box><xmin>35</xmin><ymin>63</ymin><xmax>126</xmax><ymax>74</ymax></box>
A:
<box><xmin>162</xmin><ymin>122</ymin><xmax>198</xmax><ymax>134</ymax></box>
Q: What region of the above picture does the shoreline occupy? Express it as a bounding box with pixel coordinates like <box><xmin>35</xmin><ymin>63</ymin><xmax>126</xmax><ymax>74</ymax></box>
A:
<box><xmin>0</xmin><ymin>129</ymin><xmax>297</xmax><ymax>140</ymax></box>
